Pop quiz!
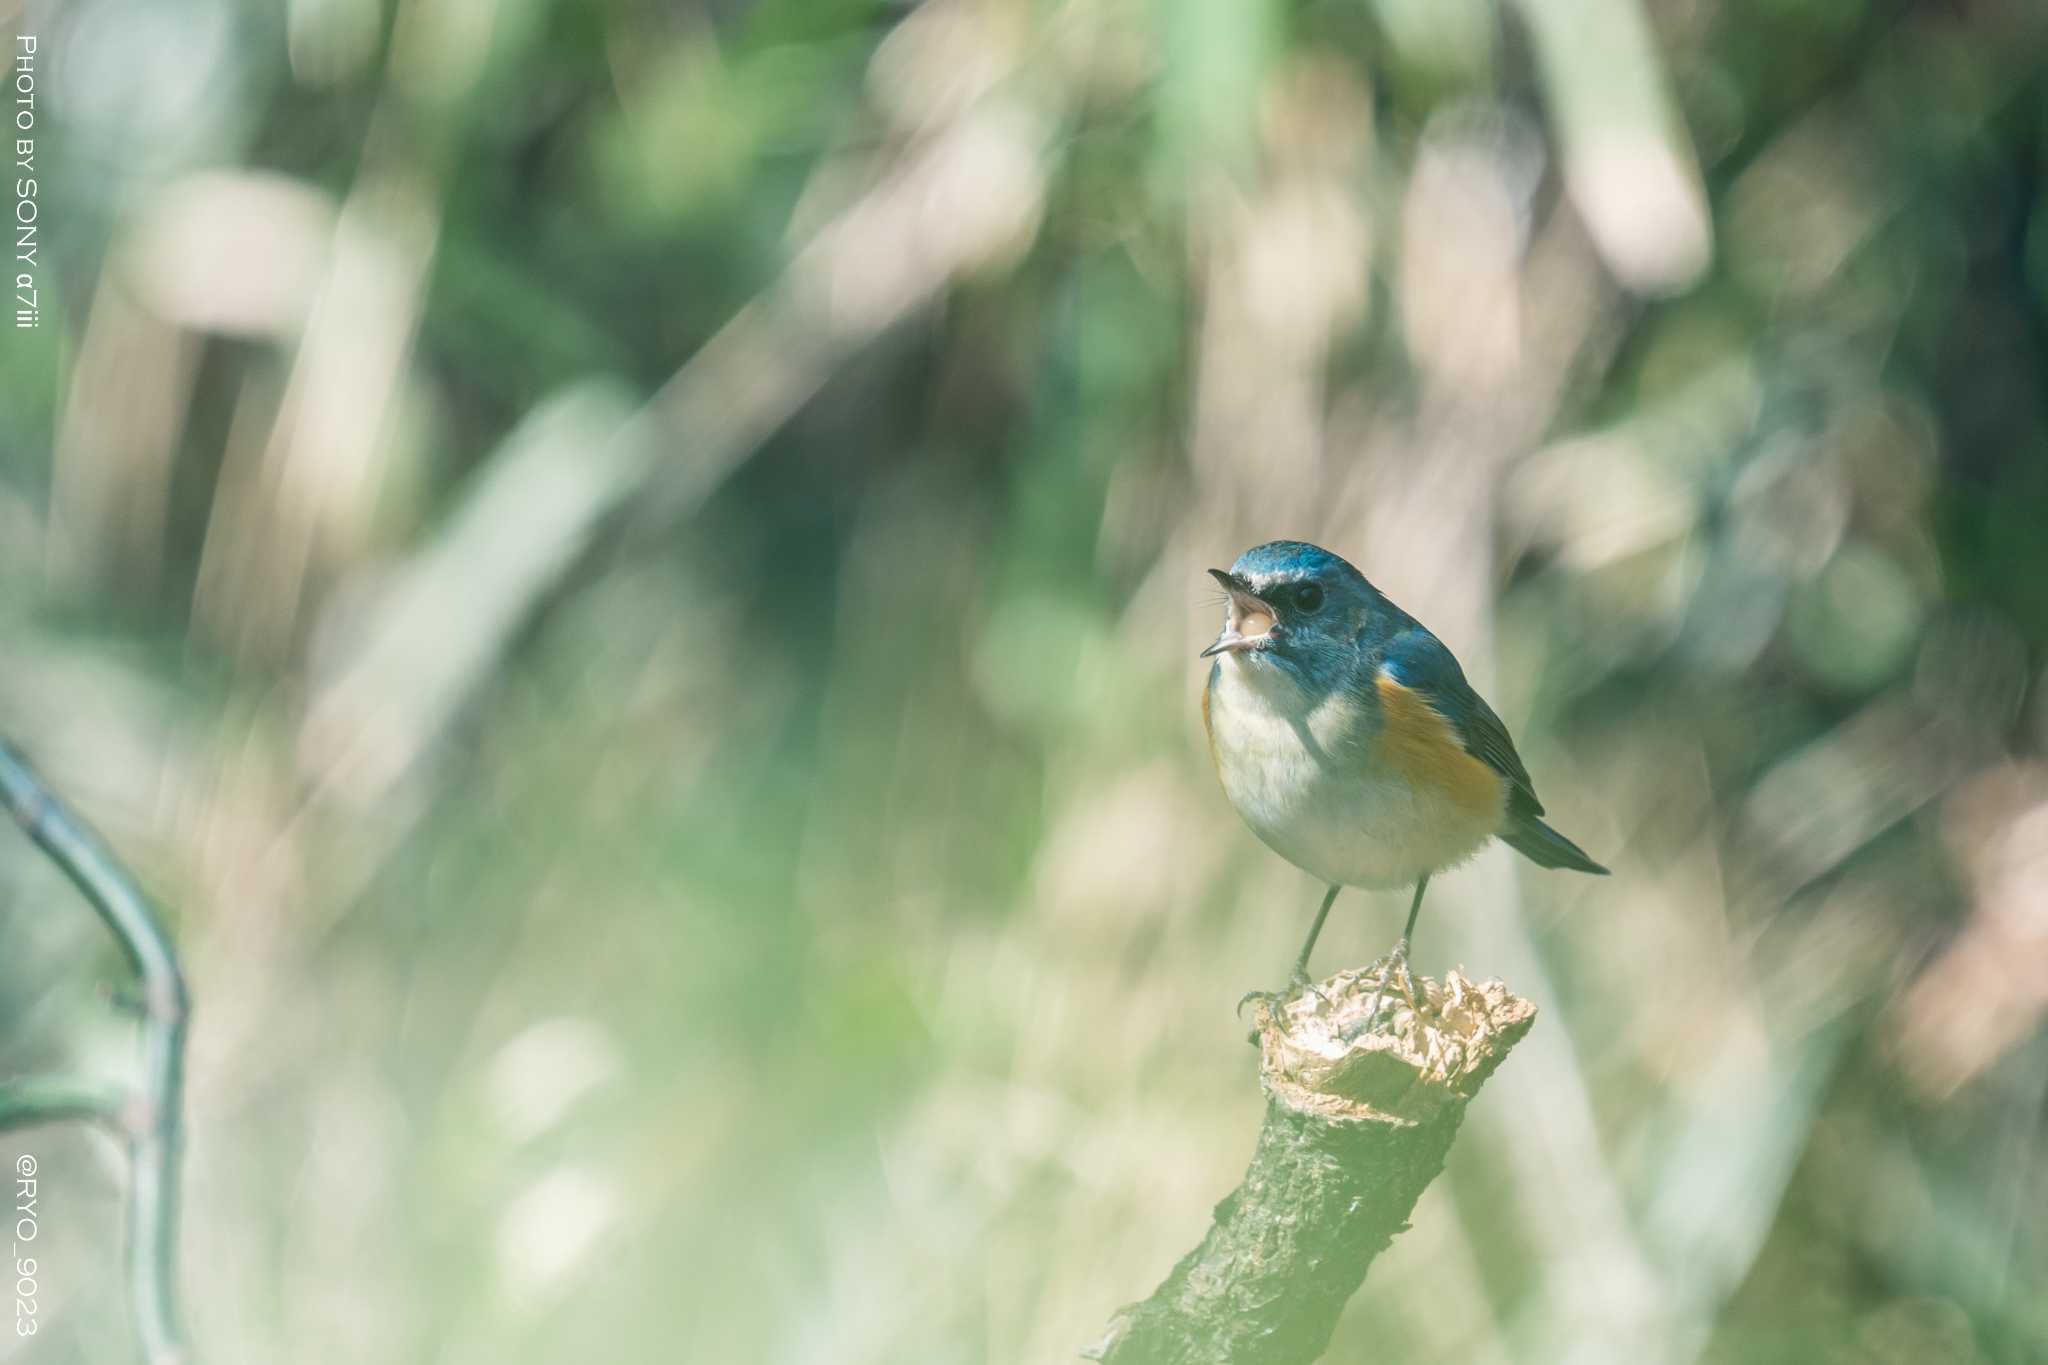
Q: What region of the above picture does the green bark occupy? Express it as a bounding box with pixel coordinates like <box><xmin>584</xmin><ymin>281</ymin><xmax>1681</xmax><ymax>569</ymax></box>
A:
<box><xmin>1088</xmin><ymin>968</ymin><xmax>1535</xmax><ymax>1365</ymax></box>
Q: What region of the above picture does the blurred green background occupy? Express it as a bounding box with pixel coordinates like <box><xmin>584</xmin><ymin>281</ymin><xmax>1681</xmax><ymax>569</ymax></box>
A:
<box><xmin>3</xmin><ymin>0</ymin><xmax>2047</xmax><ymax>1361</ymax></box>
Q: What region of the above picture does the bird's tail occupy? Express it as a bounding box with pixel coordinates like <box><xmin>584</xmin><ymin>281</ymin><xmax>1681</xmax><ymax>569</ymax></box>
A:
<box><xmin>1500</xmin><ymin>816</ymin><xmax>1609</xmax><ymax>875</ymax></box>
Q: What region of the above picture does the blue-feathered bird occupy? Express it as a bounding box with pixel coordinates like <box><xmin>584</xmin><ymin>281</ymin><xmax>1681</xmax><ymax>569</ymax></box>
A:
<box><xmin>1200</xmin><ymin>540</ymin><xmax>1607</xmax><ymax>1003</ymax></box>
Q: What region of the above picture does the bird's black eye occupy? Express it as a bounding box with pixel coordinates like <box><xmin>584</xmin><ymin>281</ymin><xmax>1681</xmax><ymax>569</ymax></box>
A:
<box><xmin>1293</xmin><ymin>582</ymin><xmax>1325</xmax><ymax>613</ymax></box>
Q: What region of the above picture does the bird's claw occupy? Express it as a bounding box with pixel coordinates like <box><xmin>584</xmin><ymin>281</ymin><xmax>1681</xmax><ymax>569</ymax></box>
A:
<box><xmin>1236</xmin><ymin>971</ymin><xmax>1329</xmax><ymax>1039</ymax></box>
<box><xmin>1234</xmin><ymin>988</ymin><xmax>1278</xmax><ymax>1021</ymax></box>
<box><xmin>1358</xmin><ymin>938</ymin><xmax>1421</xmax><ymax>1026</ymax></box>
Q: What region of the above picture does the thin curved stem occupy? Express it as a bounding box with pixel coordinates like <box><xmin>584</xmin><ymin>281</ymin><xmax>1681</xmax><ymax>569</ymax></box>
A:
<box><xmin>0</xmin><ymin>1075</ymin><xmax>127</xmax><ymax>1130</ymax></box>
<box><xmin>0</xmin><ymin>740</ymin><xmax>191</xmax><ymax>1365</ymax></box>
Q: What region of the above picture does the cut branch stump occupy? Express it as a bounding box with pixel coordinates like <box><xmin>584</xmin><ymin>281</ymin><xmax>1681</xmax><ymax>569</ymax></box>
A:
<box><xmin>1086</xmin><ymin>965</ymin><xmax>1536</xmax><ymax>1365</ymax></box>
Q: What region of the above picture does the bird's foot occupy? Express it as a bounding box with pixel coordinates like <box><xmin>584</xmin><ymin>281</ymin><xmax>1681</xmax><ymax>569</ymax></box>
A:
<box><xmin>1236</xmin><ymin>970</ymin><xmax>1329</xmax><ymax>1041</ymax></box>
<box><xmin>1358</xmin><ymin>937</ymin><xmax>1421</xmax><ymax>1027</ymax></box>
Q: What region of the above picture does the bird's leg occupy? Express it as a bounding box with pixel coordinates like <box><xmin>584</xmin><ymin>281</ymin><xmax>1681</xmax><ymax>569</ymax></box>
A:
<box><xmin>1361</xmin><ymin>875</ymin><xmax>1430</xmax><ymax>1023</ymax></box>
<box><xmin>1398</xmin><ymin>870</ymin><xmax>1429</xmax><ymax>944</ymax></box>
<box><xmin>1237</xmin><ymin>884</ymin><xmax>1342</xmax><ymax>1024</ymax></box>
<box><xmin>1292</xmin><ymin>882</ymin><xmax>1341</xmax><ymax>981</ymax></box>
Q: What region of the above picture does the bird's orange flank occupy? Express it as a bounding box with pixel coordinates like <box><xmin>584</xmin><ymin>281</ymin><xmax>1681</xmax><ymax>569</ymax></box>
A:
<box><xmin>1372</xmin><ymin>674</ymin><xmax>1507</xmax><ymax>826</ymax></box>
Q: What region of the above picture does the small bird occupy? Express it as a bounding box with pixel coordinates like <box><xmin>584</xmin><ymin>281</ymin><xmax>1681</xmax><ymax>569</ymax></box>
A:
<box><xmin>1200</xmin><ymin>540</ymin><xmax>1607</xmax><ymax>1007</ymax></box>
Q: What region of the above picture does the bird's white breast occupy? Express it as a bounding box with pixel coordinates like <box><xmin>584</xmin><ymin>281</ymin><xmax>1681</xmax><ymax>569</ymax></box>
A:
<box><xmin>1207</xmin><ymin>656</ymin><xmax>1497</xmax><ymax>889</ymax></box>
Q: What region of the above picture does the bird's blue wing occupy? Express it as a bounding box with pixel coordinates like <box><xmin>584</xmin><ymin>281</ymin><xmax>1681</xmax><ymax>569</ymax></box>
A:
<box><xmin>1375</xmin><ymin>628</ymin><xmax>1542</xmax><ymax>817</ymax></box>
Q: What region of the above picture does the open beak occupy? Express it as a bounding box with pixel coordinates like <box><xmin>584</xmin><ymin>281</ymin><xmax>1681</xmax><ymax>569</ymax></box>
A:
<box><xmin>1200</xmin><ymin>569</ymin><xmax>1278</xmax><ymax>657</ymax></box>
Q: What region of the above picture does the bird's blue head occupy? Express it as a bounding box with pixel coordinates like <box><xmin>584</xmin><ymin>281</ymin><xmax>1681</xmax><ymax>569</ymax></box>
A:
<box><xmin>1202</xmin><ymin>541</ymin><xmax>1388</xmax><ymax>693</ymax></box>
